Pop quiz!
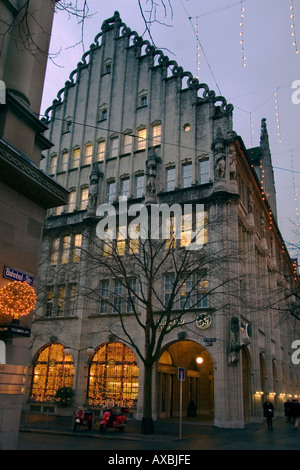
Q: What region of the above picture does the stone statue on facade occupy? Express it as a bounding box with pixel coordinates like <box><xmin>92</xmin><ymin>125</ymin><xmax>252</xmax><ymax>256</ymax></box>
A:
<box><xmin>87</xmin><ymin>163</ymin><xmax>101</xmax><ymax>215</ymax></box>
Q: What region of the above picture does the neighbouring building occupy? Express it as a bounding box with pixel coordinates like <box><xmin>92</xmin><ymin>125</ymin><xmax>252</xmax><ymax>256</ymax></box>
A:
<box><xmin>0</xmin><ymin>0</ymin><xmax>68</xmax><ymax>449</ymax></box>
<box><xmin>25</xmin><ymin>12</ymin><xmax>300</xmax><ymax>429</ymax></box>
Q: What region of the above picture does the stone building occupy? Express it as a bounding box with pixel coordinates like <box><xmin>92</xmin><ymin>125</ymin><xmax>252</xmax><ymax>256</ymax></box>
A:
<box><xmin>0</xmin><ymin>0</ymin><xmax>69</xmax><ymax>449</ymax></box>
<box><xmin>26</xmin><ymin>12</ymin><xmax>300</xmax><ymax>429</ymax></box>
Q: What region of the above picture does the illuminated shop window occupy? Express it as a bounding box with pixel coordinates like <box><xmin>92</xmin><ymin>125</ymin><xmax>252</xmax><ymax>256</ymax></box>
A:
<box><xmin>87</xmin><ymin>342</ymin><xmax>139</xmax><ymax>407</ymax></box>
<box><xmin>30</xmin><ymin>344</ymin><xmax>74</xmax><ymax>403</ymax></box>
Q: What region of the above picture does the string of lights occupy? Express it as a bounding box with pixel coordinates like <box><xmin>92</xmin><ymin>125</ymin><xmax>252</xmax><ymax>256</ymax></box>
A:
<box><xmin>291</xmin><ymin>151</ymin><xmax>300</xmax><ymax>226</ymax></box>
<box><xmin>290</xmin><ymin>0</ymin><xmax>299</xmax><ymax>54</ymax></box>
<box><xmin>240</xmin><ymin>1</ymin><xmax>246</xmax><ymax>67</ymax></box>
<box><xmin>195</xmin><ymin>18</ymin><xmax>200</xmax><ymax>79</ymax></box>
<box><xmin>274</xmin><ymin>88</ymin><xmax>282</xmax><ymax>143</ymax></box>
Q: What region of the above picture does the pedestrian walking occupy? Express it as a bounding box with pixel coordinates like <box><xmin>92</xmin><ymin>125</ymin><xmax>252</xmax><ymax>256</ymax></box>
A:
<box><xmin>284</xmin><ymin>399</ymin><xmax>292</xmax><ymax>423</ymax></box>
<box><xmin>263</xmin><ymin>399</ymin><xmax>274</xmax><ymax>430</ymax></box>
<box><xmin>291</xmin><ymin>399</ymin><xmax>300</xmax><ymax>430</ymax></box>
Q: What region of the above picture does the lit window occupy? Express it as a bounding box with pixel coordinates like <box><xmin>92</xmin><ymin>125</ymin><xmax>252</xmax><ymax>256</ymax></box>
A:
<box><xmin>62</xmin><ymin>236</ymin><xmax>71</xmax><ymax>264</ymax></box>
<box><xmin>197</xmin><ymin>275</ymin><xmax>208</xmax><ymax>308</ymax></box>
<box><xmin>152</xmin><ymin>124</ymin><xmax>161</xmax><ymax>146</ymax></box>
<box><xmin>182</xmin><ymin>163</ymin><xmax>192</xmax><ymax>188</ymax></box>
<box><xmin>110</xmin><ymin>138</ymin><xmax>119</xmax><ymax>158</ymax></box>
<box><xmin>181</xmin><ymin>213</ymin><xmax>192</xmax><ymax>247</ymax></box>
<box><xmin>135</xmin><ymin>175</ymin><xmax>144</xmax><ymax>198</ymax></box>
<box><xmin>57</xmin><ymin>286</ymin><xmax>65</xmax><ymax>316</ymax></box>
<box><xmin>103</xmin><ymin>227</ymin><xmax>113</xmax><ymax>257</ymax></box>
<box><xmin>30</xmin><ymin>344</ymin><xmax>74</xmax><ymax>402</ymax></box>
<box><xmin>72</xmin><ymin>149</ymin><xmax>80</xmax><ymax>168</ymax></box>
<box><xmin>56</xmin><ymin>206</ymin><xmax>64</xmax><ymax>216</ymax></box>
<box><xmin>68</xmin><ymin>190</ymin><xmax>76</xmax><ymax>212</ymax></box>
<box><xmin>117</xmin><ymin>225</ymin><xmax>126</xmax><ymax>256</ymax></box>
<box><xmin>73</xmin><ymin>234</ymin><xmax>82</xmax><ymax>262</ymax></box>
<box><xmin>80</xmin><ymin>187</ymin><xmax>89</xmax><ymax>210</ymax></box>
<box><xmin>123</xmin><ymin>134</ymin><xmax>133</xmax><ymax>154</ymax></box>
<box><xmin>85</xmin><ymin>145</ymin><xmax>93</xmax><ymax>165</ymax></box>
<box><xmin>46</xmin><ymin>287</ymin><xmax>54</xmax><ymax>317</ymax></box>
<box><xmin>179</xmin><ymin>278</ymin><xmax>192</xmax><ymax>309</ymax></box>
<box><xmin>61</xmin><ymin>151</ymin><xmax>69</xmax><ymax>172</ymax></box>
<box><xmin>87</xmin><ymin>342</ymin><xmax>139</xmax><ymax>407</ymax></box>
<box><xmin>137</xmin><ymin>128</ymin><xmax>147</xmax><ymax>151</ymax></box>
<box><xmin>166</xmin><ymin>167</ymin><xmax>176</xmax><ymax>191</ymax></box>
<box><xmin>107</xmin><ymin>181</ymin><xmax>115</xmax><ymax>203</ymax></box>
<box><xmin>199</xmin><ymin>159</ymin><xmax>209</xmax><ymax>184</ymax></box>
<box><xmin>69</xmin><ymin>284</ymin><xmax>77</xmax><ymax>316</ymax></box>
<box><xmin>97</xmin><ymin>141</ymin><xmax>105</xmax><ymax>162</ymax></box>
<box><xmin>51</xmin><ymin>238</ymin><xmax>59</xmax><ymax>265</ymax></box>
<box><xmin>50</xmin><ymin>155</ymin><xmax>57</xmax><ymax>175</ymax></box>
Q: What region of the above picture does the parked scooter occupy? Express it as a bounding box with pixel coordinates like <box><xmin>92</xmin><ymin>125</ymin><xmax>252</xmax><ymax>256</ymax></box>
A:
<box><xmin>99</xmin><ymin>406</ymin><xmax>129</xmax><ymax>433</ymax></box>
<box><xmin>73</xmin><ymin>407</ymin><xmax>94</xmax><ymax>431</ymax></box>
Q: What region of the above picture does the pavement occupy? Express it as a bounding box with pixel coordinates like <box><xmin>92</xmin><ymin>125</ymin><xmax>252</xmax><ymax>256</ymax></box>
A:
<box><xmin>18</xmin><ymin>412</ymin><xmax>300</xmax><ymax>451</ymax></box>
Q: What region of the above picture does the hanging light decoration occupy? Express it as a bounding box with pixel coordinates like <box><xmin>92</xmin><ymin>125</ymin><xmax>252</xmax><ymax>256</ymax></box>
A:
<box><xmin>240</xmin><ymin>1</ymin><xmax>246</xmax><ymax>67</ymax></box>
<box><xmin>195</xmin><ymin>18</ymin><xmax>200</xmax><ymax>79</ymax></box>
<box><xmin>290</xmin><ymin>0</ymin><xmax>299</xmax><ymax>54</ymax></box>
<box><xmin>274</xmin><ymin>88</ymin><xmax>282</xmax><ymax>143</ymax></box>
<box><xmin>291</xmin><ymin>151</ymin><xmax>300</xmax><ymax>226</ymax></box>
<box><xmin>249</xmin><ymin>112</ymin><xmax>254</xmax><ymax>148</ymax></box>
<box><xmin>0</xmin><ymin>281</ymin><xmax>36</xmax><ymax>320</ymax></box>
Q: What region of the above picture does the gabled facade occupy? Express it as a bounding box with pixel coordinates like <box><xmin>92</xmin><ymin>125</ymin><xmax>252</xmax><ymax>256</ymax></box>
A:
<box><xmin>26</xmin><ymin>12</ymin><xmax>300</xmax><ymax>429</ymax></box>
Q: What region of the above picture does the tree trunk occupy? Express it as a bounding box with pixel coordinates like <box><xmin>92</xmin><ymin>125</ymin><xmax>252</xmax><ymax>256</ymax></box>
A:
<box><xmin>141</xmin><ymin>361</ymin><xmax>154</xmax><ymax>434</ymax></box>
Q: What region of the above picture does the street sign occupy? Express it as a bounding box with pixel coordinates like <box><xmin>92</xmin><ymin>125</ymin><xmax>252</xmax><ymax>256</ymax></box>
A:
<box><xmin>0</xmin><ymin>324</ymin><xmax>31</xmax><ymax>338</ymax></box>
<box><xmin>3</xmin><ymin>266</ymin><xmax>34</xmax><ymax>285</ymax></box>
<box><xmin>178</xmin><ymin>367</ymin><xmax>185</xmax><ymax>381</ymax></box>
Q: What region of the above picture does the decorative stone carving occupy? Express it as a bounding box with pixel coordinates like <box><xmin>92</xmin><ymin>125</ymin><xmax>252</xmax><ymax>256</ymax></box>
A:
<box><xmin>229</xmin><ymin>316</ymin><xmax>242</xmax><ymax>365</ymax></box>
<box><xmin>87</xmin><ymin>163</ymin><xmax>101</xmax><ymax>215</ymax></box>
<box><xmin>145</xmin><ymin>147</ymin><xmax>160</xmax><ymax>203</ymax></box>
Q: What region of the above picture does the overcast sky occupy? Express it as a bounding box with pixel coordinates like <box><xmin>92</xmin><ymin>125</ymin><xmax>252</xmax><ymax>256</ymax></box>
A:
<box><xmin>41</xmin><ymin>0</ymin><xmax>300</xmax><ymax>259</ymax></box>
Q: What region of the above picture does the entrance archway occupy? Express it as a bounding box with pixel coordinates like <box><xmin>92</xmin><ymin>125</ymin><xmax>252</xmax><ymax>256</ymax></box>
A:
<box><xmin>157</xmin><ymin>340</ymin><xmax>214</xmax><ymax>419</ymax></box>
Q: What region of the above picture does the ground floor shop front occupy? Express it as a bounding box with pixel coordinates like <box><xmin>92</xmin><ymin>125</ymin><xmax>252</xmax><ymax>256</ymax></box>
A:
<box><xmin>25</xmin><ymin>337</ymin><xmax>299</xmax><ymax>428</ymax></box>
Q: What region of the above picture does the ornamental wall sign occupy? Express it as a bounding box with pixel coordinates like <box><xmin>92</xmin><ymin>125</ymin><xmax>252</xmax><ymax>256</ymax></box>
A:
<box><xmin>195</xmin><ymin>313</ymin><xmax>211</xmax><ymax>329</ymax></box>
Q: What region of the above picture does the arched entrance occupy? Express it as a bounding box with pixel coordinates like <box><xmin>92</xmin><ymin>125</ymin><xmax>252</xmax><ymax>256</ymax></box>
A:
<box><xmin>157</xmin><ymin>340</ymin><xmax>214</xmax><ymax>419</ymax></box>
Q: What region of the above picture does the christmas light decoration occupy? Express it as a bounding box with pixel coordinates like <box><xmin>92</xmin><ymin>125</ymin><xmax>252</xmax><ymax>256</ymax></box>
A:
<box><xmin>291</xmin><ymin>151</ymin><xmax>299</xmax><ymax>226</ymax></box>
<box><xmin>290</xmin><ymin>0</ymin><xmax>299</xmax><ymax>54</ymax></box>
<box><xmin>249</xmin><ymin>113</ymin><xmax>253</xmax><ymax>147</ymax></box>
<box><xmin>0</xmin><ymin>281</ymin><xmax>36</xmax><ymax>320</ymax></box>
<box><xmin>195</xmin><ymin>19</ymin><xmax>200</xmax><ymax>79</ymax></box>
<box><xmin>274</xmin><ymin>89</ymin><xmax>282</xmax><ymax>143</ymax></box>
<box><xmin>240</xmin><ymin>1</ymin><xmax>246</xmax><ymax>67</ymax></box>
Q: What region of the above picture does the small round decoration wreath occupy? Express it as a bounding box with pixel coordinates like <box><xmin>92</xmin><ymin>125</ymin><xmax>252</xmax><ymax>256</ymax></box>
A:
<box><xmin>0</xmin><ymin>281</ymin><xmax>37</xmax><ymax>318</ymax></box>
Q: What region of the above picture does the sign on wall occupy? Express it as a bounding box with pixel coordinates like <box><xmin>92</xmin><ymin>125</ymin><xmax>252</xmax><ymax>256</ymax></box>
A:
<box><xmin>3</xmin><ymin>266</ymin><xmax>34</xmax><ymax>286</ymax></box>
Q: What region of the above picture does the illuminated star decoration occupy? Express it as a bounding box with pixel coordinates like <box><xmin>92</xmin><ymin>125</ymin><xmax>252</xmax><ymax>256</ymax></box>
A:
<box><xmin>0</xmin><ymin>281</ymin><xmax>37</xmax><ymax>319</ymax></box>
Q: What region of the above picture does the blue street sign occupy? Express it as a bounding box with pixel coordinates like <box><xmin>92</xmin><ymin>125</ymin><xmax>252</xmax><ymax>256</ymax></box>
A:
<box><xmin>178</xmin><ymin>367</ymin><xmax>185</xmax><ymax>381</ymax></box>
<box><xmin>3</xmin><ymin>266</ymin><xmax>34</xmax><ymax>286</ymax></box>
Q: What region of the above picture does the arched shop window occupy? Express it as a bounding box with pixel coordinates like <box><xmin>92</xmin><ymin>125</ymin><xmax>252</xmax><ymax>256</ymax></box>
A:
<box><xmin>30</xmin><ymin>344</ymin><xmax>74</xmax><ymax>402</ymax></box>
<box><xmin>87</xmin><ymin>342</ymin><xmax>139</xmax><ymax>407</ymax></box>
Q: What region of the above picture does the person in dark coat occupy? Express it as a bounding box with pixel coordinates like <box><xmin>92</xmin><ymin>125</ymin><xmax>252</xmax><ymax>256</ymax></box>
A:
<box><xmin>284</xmin><ymin>399</ymin><xmax>292</xmax><ymax>423</ymax></box>
<box><xmin>291</xmin><ymin>399</ymin><xmax>300</xmax><ymax>429</ymax></box>
<box><xmin>263</xmin><ymin>399</ymin><xmax>274</xmax><ymax>430</ymax></box>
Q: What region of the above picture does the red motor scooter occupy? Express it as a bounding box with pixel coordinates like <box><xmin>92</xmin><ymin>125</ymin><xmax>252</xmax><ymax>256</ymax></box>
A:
<box><xmin>99</xmin><ymin>407</ymin><xmax>129</xmax><ymax>433</ymax></box>
<box><xmin>73</xmin><ymin>408</ymin><xmax>94</xmax><ymax>431</ymax></box>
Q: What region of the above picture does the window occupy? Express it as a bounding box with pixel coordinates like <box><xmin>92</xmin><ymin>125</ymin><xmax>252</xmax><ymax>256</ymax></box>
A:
<box><xmin>46</xmin><ymin>287</ymin><xmax>54</xmax><ymax>317</ymax></box>
<box><xmin>197</xmin><ymin>276</ymin><xmax>208</xmax><ymax>308</ymax></box>
<box><xmin>61</xmin><ymin>152</ymin><xmax>69</xmax><ymax>172</ymax></box>
<box><xmin>120</xmin><ymin>179</ymin><xmax>130</xmax><ymax>201</ymax></box>
<box><xmin>165</xmin><ymin>216</ymin><xmax>176</xmax><ymax>249</ymax></box>
<box><xmin>100</xmin><ymin>109</ymin><xmax>107</xmax><ymax>121</ymax></box>
<box><xmin>99</xmin><ymin>280</ymin><xmax>109</xmax><ymax>313</ymax></box>
<box><xmin>137</xmin><ymin>128</ymin><xmax>147</xmax><ymax>151</ymax></box>
<box><xmin>123</xmin><ymin>134</ymin><xmax>133</xmax><ymax>154</ymax></box>
<box><xmin>127</xmin><ymin>278</ymin><xmax>137</xmax><ymax>312</ymax></box>
<box><xmin>182</xmin><ymin>163</ymin><xmax>192</xmax><ymax>188</ymax></box>
<box><xmin>199</xmin><ymin>159</ymin><xmax>209</xmax><ymax>184</ymax></box>
<box><xmin>97</xmin><ymin>141</ymin><xmax>105</xmax><ymax>162</ymax></box>
<box><xmin>72</xmin><ymin>149</ymin><xmax>80</xmax><ymax>168</ymax></box>
<box><xmin>135</xmin><ymin>174</ymin><xmax>144</xmax><ymax>198</ymax></box>
<box><xmin>51</xmin><ymin>238</ymin><xmax>59</xmax><ymax>265</ymax></box>
<box><xmin>140</xmin><ymin>95</ymin><xmax>147</xmax><ymax>107</ymax></box>
<box><xmin>64</xmin><ymin>118</ymin><xmax>72</xmax><ymax>133</ymax></box>
<box><xmin>80</xmin><ymin>187</ymin><xmax>89</xmax><ymax>210</ymax></box>
<box><xmin>57</xmin><ymin>286</ymin><xmax>65</xmax><ymax>316</ymax></box>
<box><xmin>110</xmin><ymin>138</ymin><xmax>119</xmax><ymax>158</ymax></box>
<box><xmin>181</xmin><ymin>213</ymin><xmax>192</xmax><ymax>247</ymax></box>
<box><xmin>113</xmin><ymin>280</ymin><xmax>123</xmax><ymax>312</ymax></box>
<box><xmin>69</xmin><ymin>284</ymin><xmax>77</xmax><ymax>315</ymax></box>
<box><xmin>117</xmin><ymin>225</ymin><xmax>126</xmax><ymax>256</ymax></box>
<box><xmin>166</xmin><ymin>167</ymin><xmax>176</xmax><ymax>192</ymax></box>
<box><xmin>85</xmin><ymin>145</ymin><xmax>93</xmax><ymax>165</ymax></box>
<box><xmin>56</xmin><ymin>206</ymin><xmax>64</xmax><ymax>216</ymax></box>
<box><xmin>68</xmin><ymin>190</ymin><xmax>76</xmax><ymax>212</ymax></box>
<box><xmin>73</xmin><ymin>234</ymin><xmax>82</xmax><ymax>262</ymax></box>
<box><xmin>152</xmin><ymin>124</ymin><xmax>161</xmax><ymax>146</ymax></box>
<box><xmin>179</xmin><ymin>277</ymin><xmax>192</xmax><ymax>309</ymax></box>
<box><xmin>164</xmin><ymin>274</ymin><xmax>175</xmax><ymax>308</ymax></box>
<box><xmin>62</xmin><ymin>236</ymin><xmax>71</xmax><ymax>264</ymax></box>
<box><xmin>107</xmin><ymin>181</ymin><xmax>116</xmax><ymax>203</ymax></box>
<box><xmin>87</xmin><ymin>342</ymin><xmax>139</xmax><ymax>407</ymax></box>
<box><xmin>30</xmin><ymin>344</ymin><xmax>74</xmax><ymax>402</ymax></box>
<box><xmin>50</xmin><ymin>155</ymin><xmax>57</xmax><ymax>175</ymax></box>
